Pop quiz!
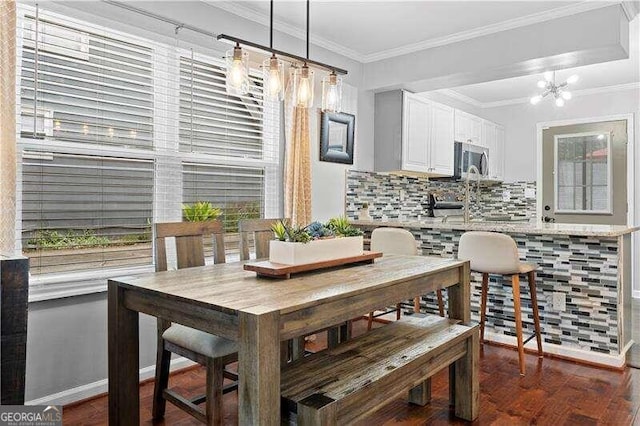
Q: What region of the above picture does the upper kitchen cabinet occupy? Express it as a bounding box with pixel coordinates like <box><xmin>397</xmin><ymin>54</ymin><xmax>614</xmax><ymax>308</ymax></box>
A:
<box><xmin>401</xmin><ymin>92</ymin><xmax>431</xmax><ymax>172</ymax></box>
<box><xmin>454</xmin><ymin>109</ymin><xmax>483</xmax><ymax>146</ymax></box>
<box><xmin>374</xmin><ymin>90</ymin><xmax>454</xmax><ymax>176</ymax></box>
<box><xmin>429</xmin><ymin>101</ymin><xmax>455</xmax><ymax>175</ymax></box>
<box><xmin>482</xmin><ymin>120</ymin><xmax>505</xmax><ymax>181</ymax></box>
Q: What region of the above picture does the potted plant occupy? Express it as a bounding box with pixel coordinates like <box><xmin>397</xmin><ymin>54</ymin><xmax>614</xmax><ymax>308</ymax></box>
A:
<box><xmin>269</xmin><ymin>217</ymin><xmax>364</xmax><ymax>265</ymax></box>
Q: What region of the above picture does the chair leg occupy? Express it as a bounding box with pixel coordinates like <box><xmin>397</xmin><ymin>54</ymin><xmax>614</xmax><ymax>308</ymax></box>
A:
<box><xmin>367</xmin><ymin>311</ymin><xmax>374</xmax><ymax>331</ymax></box>
<box><xmin>511</xmin><ymin>274</ymin><xmax>526</xmax><ymax>376</ymax></box>
<box><xmin>396</xmin><ymin>303</ymin><xmax>402</xmax><ymax>320</ymax></box>
<box><xmin>414</xmin><ymin>296</ymin><xmax>421</xmax><ymax>313</ymax></box>
<box><xmin>152</xmin><ymin>321</ymin><xmax>171</xmax><ymax>420</ymax></box>
<box><xmin>205</xmin><ymin>358</ymin><xmax>224</xmax><ymax>426</ymax></box>
<box><xmin>528</xmin><ymin>271</ymin><xmax>544</xmax><ymax>358</ymax></box>
<box><xmin>436</xmin><ymin>290</ymin><xmax>445</xmax><ymax>317</ymax></box>
<box><xmin>479</xmin><ymin>273</ymin><xmax>489</xmax><ymax>342</ymax></box>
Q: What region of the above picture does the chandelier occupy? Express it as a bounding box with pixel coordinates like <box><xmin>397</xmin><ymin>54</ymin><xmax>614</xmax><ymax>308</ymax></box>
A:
<box><xmin>530</xmin><ymin>71</ymin><xmax>579</xmax><ymax>107</ymax></box>
<box><xmin>219</xmin><ymin>0</ymin><xmax>345</xmax><ymax>112</ymax></box>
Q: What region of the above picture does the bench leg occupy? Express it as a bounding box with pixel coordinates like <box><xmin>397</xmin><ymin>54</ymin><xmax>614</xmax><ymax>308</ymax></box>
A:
<box><xmin>452</xmin><ymin>329</ymin><xmax>479</xmax><ymax>421</ymax></box>
<box><xmin>408</xmin><ymin>378</ymin><xmax>431</xmax><ymax>406</ymax></box>
<box><xmin>297</xmin><ymin>394</ymin><xmax>337</xmax><ymax>426</ymax></box>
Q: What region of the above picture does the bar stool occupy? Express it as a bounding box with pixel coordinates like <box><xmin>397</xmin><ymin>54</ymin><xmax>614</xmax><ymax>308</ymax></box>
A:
<box><xmin>458</xmin><ymin>231</ymin><xmax>543</xmax><ymax>375</ymax></box>
<box><xmin>367</xmin><ymin>227</ymin><xmax>445</xmax><ymax>330</ymax></box>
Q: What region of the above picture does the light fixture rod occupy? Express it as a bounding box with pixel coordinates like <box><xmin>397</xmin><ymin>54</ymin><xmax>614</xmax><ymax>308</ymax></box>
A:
<box><xmin>306</xmin><ymin>0</ymin><xmax>310</xmax><ymax>60</ymax></box>
<box><xmin>217</xmin><ymin>34</ymin><xmax>348</xmax><ymax>75</ymax></box>
<box><xmin>270</xmin><ymin>0</ymin><xmax>274</xmax><ymax>49</ymax></box>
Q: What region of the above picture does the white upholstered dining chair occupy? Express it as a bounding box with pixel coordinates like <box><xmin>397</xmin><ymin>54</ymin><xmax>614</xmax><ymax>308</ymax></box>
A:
<box><xmin>367</xmin><ymin>227</ymin><xmax>445</xmax><ymax>330</ymax></box>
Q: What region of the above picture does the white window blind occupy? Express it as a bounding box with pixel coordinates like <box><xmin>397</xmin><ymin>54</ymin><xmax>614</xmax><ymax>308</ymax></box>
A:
<box><xmin>15</xmin><ymin>5</ymin><xmax>281</xmax><ymax>297</ymax></box>
<box><xmin>22</xmin><ymin>152</ymin><xmax>154</xmax><ymax>275</ymax></box>
<box><xmin>179</xmin><ymin>54</ymin><xmax>264</xmax><ymax>159</ymax></box>
<box><xmin>20</xmin><ymin>13</ymin><xmax>154</xmax><ymax>149</ymax></box>
<box><xmin>182</xmin><ymin>163</ymin><xmax>264</xmax><ymax>233</ymax></box>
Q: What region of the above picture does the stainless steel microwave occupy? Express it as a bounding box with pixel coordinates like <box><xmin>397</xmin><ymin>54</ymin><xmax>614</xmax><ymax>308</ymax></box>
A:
<box><xmin>453</xmin><ymin>141</ymin><xmax>489</xmax><ymax>180</ymax></box>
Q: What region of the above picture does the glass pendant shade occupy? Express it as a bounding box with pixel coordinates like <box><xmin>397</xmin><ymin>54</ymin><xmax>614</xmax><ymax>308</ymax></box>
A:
<box><xmin>321</xmin><ymin>72</ymin><xmax>342</xmax><ymax>112</ymax></box>
<box><xmin>225</xmin><ymin>45</ymin><xmax>249</xmax><ymax>95</ymax></box>
<box><xmin>295</xmin><ymin>64</ymin><xmax>314</xmax><ymax>108</ymax></box>
<box><xmin>263</xmin><ymin>55</ymin><xmax>284</xmax><ymax>101</ymax></box>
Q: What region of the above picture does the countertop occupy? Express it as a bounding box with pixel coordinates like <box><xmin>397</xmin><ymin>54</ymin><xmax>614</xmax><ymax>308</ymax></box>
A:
<box><xmin>351</xmin><ymin>219</ymin><xmax>640</xmax><ymax>237</ymax></box>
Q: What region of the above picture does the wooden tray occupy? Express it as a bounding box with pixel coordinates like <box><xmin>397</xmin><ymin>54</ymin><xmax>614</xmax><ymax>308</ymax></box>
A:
<box><xmin>244</xmin><ymin>251</ymin><xmax>383</xmax><ymax>279</ymax></box>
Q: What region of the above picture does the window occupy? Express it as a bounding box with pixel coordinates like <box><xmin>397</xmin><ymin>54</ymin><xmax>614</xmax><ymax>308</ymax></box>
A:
<box><xmin>16</xmin><ymin>5</ymin><xmax>280</xmax><ymax>296</ymax></box>
<box><xmin>22</xmin><ymin>153</ymin><xmax>153</xmax><ymax>275</ymax></box>
<box><xmin>555</xmin><ymin>132</ymin><xmax>611</xmax><ymax>213</ymax></box>
<box><xmin>20</xmin><ymin>13</ymin><xmax>154</xmax><ymax>149</ymax></box>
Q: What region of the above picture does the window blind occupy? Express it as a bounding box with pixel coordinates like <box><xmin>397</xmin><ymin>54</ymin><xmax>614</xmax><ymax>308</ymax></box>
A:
<box><xmin>19</xmin><ymin>13</ymin><xmax>154</xmax><ymax>149</ymax></box>
<box><xmin>15</xmin><ymin>5</ymin><xmax>280</xmax><ymax>292</ymax></box>
<box><xmin>182</xmin><ymin>162</ymin><xmax>264</xmax><ymax>233</ymax></box>
<box><xmin>179</xmin><ymin>54</ymin><xmax>264</xmax><ymax>159</ymax></box>
<box><xmin>22</xmin><ymin>152</ymin><xmax>154</xmax><ymax>275</ymax></box>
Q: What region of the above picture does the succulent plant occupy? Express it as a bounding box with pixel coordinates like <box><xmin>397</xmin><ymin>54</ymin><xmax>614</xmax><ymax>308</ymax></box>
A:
<box><xmin>271</xmin><ymin>220</ymin><xmax>288</xmax><ymax>241</ymax></box>
<box><xmin>307</xmin><ymin>221</ymin><xmax>334</xmax><ymax>239</ymax></box>
<box><xmin>326</xmin><ymin>216</ymin><xmax>363</xmax><ymax>237</ymax></box>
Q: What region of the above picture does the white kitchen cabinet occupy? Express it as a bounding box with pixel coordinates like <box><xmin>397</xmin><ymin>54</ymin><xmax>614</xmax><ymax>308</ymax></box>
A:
<box><xmin>494</xmin><ymin>125</ymin><xmax>505</xmax><ymax>180</ymax></box>
<box><xmin>429</xmin><ymin>101</ymin><xmax>455</xmax><ymax>175</ymax></box>
<box><xmin>455</xmin><ymin>110</ymin><xmax>483</xmax><ymax>146</ymax></box>
<box><xmin>482</xmin><ymin>120</ymin><xmax>505</xmax><ymax>181</ymax></box>
<box><xmin>401</xmin><ymin>92</ymin><xmax>432</xmax><ymax>173</ymax></box>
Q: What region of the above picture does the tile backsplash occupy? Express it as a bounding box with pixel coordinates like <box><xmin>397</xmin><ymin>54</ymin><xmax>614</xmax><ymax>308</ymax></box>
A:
<box><xmin>345</xmin><ymin>170</ymin><xmax>536</xmax><ymax>221</ymax></box>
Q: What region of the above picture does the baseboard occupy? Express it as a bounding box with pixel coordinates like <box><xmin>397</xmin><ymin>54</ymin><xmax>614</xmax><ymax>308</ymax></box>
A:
<box><xmin>25</xmin><ymin>357</ymin><xmax>196</xmax><ymax>407</ymax></box>
<box><xmin>484</xmin><ymin>330</ymin><xmax>632</xmax><ymax>369</ymax></box>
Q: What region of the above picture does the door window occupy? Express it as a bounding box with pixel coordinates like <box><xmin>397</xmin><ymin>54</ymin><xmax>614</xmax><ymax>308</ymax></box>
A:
<box><xmin>555</xmin><ymin>132</ymin><xmax>611</xmax><ymax>213</ymax></box>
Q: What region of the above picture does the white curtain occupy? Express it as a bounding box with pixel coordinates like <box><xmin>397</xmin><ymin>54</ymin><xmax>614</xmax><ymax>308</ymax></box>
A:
<box><xmin>0</xmin><ymin>0</ymin><xmax>16</xmax><ymax>255</ymax></box>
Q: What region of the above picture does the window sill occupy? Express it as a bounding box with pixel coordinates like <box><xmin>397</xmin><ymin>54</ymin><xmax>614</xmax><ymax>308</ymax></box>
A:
<box><xmin>28</xmin><ymin>265</ymin><xmax>154</xmax><ymax>302</ymax></box>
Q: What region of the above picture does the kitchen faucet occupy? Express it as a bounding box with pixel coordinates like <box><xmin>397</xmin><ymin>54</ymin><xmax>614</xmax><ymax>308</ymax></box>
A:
<box><xmin>464</xmin><ymin>165</ymin><xmax>481</xmax><ymax>223</ymax></box>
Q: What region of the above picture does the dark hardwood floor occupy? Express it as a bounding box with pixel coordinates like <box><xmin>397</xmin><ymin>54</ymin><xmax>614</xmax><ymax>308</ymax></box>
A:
<box><xmin>64</xmin><ymin>318</ymin><xmax>640</xmax><ymax>425</ymax></box>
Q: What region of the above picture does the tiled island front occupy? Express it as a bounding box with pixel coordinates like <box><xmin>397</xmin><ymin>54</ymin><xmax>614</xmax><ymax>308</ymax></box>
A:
<box><xmin>351</xmin><ymin>220</ymin><xmax>637</xmax><ymax>368</ymax></box>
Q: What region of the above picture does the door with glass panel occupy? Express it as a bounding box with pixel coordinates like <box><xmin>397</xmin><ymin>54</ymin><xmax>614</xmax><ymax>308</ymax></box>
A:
<box><xmin>541</xmin><ymin>120</ymin><xmax>627</xmax><ymax>225</ymax></box>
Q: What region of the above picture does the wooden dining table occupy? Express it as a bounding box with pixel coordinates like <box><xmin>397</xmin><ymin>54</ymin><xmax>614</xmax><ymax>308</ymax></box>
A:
<box><xmin>108</xmin><ymin>254</ymin><xmax>471</xmax><ymax>425</ymax></box>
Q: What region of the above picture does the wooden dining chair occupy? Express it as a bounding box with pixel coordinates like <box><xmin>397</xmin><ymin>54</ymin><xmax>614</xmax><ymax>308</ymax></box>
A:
<box><xmin>237</xmin><ymin>218</ymin><xmax>307</xmax><ymax>362</ymax></box>
<box><xmin>152</xmin><ymin>221</ymin><xmax>236</xmax><ymax>426</ymax></box>
<box><xmin>238</xmin><ymin>218</ymin><xmax>287</xmax><ymax>261</ymax></box>
<box><xmin>367</xmin><ymin>227</ymin><xmax>445</xmax><ymax>330</ymax></box>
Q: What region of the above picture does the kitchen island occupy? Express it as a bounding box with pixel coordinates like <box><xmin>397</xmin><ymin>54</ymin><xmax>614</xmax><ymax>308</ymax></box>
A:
<box><xmin>352</xmin><ymin>219</ymin><xmax>639</xmax><ymax>367</ymax></box>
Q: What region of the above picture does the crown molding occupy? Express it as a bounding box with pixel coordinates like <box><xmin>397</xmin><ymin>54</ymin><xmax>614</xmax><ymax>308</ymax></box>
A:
<box><xmin>204</xmin><ymin>1</ymin><xmax>624</xmax><ymax>65</ymax></box>
<box><xmin>450</xmin><ymin>82</ymin><xmax>640</xmax><ymax>109</ymax></box>
<box><xmin>359</xmin><ymin>1</ymin><xmax>617</xmax><ymax>63</ymax></box>
<box><xmin>621</xmin><ymin>1</ymin><xmax>640</xmax><ymax>20</ymax></box>
<box><xmin>435</xmin><ymin>89</ymin><xmax>484</xmax><ymax>108</ymax></box>
<box><xmin>202</xmin><ymin>0</ymin><xmax>365</xmax><ymax>62</ymax></box>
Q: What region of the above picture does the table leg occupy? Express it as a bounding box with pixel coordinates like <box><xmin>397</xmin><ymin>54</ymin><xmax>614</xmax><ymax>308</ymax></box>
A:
<box><xmin>239</xmin><ymin>311</ymin><xmax>280</xmax><ymax>426</ymax></box>
<box><xmin>108</xmin><ymin>282</ymin><xmax>139</xmax><ymax>426</ymax></box>
<box><xmin>448</xmin><ymin>262</ymin><xmax>471</xmax><ymax>323</ymax></box>
<box><xmin>453</xmin><ymin>329</ymin><xmax>479</xmax><ymax>421</ymax></box>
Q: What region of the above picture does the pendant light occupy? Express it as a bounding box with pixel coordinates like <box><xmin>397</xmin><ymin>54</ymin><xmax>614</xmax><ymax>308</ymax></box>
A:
<box><xmin>295</xmin><ymin>0</ymin><xmax>315</xmax><ymax>108</ymax></box>
<box><xmin>225</xmin><ymin>42</ymin><xmax>249</xmax><ymax>95</ymax></box>
<box><xmin>321</xmin><ymin>71</ymin><xmax>342</xmax><ymax>112</ymax></box>
<box><xmin>262</xmin><ymin>0</ymin><xmax>284</xmax><ymax>101</ymax></box>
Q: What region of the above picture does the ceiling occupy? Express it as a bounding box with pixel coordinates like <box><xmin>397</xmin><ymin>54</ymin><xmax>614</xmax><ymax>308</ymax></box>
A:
<box><xmin>207</xmin><ymin>1</ymin><xmax>613</xmax><ymax>62</ymax></box>
<box><xmin>442</xmin><ymin>16</ymin><xmax>640</xmax><ymax>107</ymax></box>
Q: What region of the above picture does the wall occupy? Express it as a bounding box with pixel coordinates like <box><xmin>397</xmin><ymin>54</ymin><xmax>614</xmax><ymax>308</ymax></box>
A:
<box><xmin>21</xmin><ymin>0</ymin><xmax>374</xmax><ymax>403</ymax></box>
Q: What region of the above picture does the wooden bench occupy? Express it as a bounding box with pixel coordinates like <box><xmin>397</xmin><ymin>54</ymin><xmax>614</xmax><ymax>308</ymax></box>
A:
<box><xmin>281</xmin><ymin>314</ymin><xmax>479</xmax><ymax>425</ymax></box>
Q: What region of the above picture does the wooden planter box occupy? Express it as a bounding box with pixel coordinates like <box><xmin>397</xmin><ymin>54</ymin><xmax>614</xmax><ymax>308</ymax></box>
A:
<box><xmin>269</xmin><ymin>236</ymin><xmax>364</xmax><ymax>265</ymax></box>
